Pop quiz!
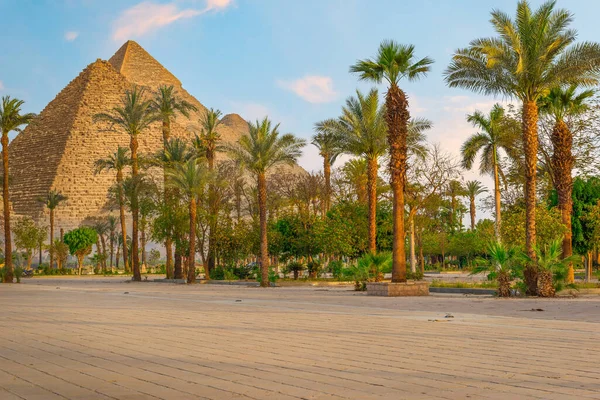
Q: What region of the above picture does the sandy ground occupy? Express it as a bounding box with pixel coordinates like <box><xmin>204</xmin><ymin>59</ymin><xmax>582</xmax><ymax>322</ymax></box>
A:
<box><xmin>0</xmin><ymin>277</ymin><xmax>599</xmax><ymax>399</ymax></box>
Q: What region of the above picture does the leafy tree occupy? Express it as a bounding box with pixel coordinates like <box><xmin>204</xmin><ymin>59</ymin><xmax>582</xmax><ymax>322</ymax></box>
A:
<box><xmin>227</xmin><ymin>117</ymin><xmax>305</xmax><ymax>287</ymax></box>
<box><xmin>351</xmin><ymin>40</ymin><xmax>433</xmax><ymax>282</ymax></box>
<box><xmin>0</xmin><ymin>96</ymin><xmax>35</xmax><ymax>282</ymax></box>
<box><xmin>13</xmin><ymin>217</ymin><xmax>47</xmax><ymax>270</ymax></box>
<box><xmin>63</xmin><ymin>227</ymin><xmax>97</xmax><ymax>275</ymax></box>
<box><xmin>445</xmin><ymin>0</ymin><xmax>600</xmax><ymax>294</ymax></box>
<box><xmin>95</xmin><ymin>146</ymin><xmax>131</xmax><ymax>272</ymax></box>
<box><xmin>501</xmin><ymin>205</ymin><xmax>565</xmax><ymax>251</ymax></box>
<box><xmin>37</xmin><ymin>190</ymin><xmax>67</xmax><ymax>268</ymax></box>
<box><xmin>94</xmin><ymin>86</ymin><xmax>160</xmax><ymax>281</ymax></box>
<box><xmin>53</xmin><ymin>239</ymin><xmax>69</xmax><ymax>270</ymax></box>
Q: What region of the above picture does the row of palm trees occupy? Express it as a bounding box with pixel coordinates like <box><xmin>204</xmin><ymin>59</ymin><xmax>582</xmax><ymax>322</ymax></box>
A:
<box><xmin>451</xmin><ymin>0</ymin><xmax>600</xmax><ymax>292</ymax></box>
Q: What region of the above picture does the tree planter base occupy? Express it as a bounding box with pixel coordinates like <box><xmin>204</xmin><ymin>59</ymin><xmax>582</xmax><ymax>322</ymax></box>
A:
<box><xmin>367</xmin><ymin>281</ymin><xmax>429</xmax><ymax>297</ymax></box>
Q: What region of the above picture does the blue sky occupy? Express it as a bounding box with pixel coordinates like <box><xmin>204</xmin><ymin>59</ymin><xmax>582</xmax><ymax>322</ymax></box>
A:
<box><xmin>1</xmin><ymin>0</ymin><xmax>599</xmax><ymax>192</ymax></box>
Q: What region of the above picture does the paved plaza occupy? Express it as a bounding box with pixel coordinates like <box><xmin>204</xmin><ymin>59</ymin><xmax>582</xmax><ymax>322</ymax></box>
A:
<box><xmin>1</xmin><ymin>277</ymin><xmax>600</xmax><ymax>399</ymax></box>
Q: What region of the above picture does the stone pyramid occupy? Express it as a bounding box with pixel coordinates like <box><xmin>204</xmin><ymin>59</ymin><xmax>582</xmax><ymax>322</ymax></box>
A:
<box><xmin>9</xmin><ymin>40</ymin><xmax>278</xmax><ymax>229</ymax></box>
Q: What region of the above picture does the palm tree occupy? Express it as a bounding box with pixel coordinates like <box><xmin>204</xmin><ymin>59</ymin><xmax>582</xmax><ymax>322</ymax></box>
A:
<box><xmin>150</xmin><ymin>85</ymin><xmax>196</xmax><ymax>275</ymax></box>
<box><xmin>191</xmin><ymin>108</ymin><xmax>223</xmax><ymax>278</ymax></box>
<box><xmin>539</xmin><ymin>86</ymin><xmax>594</xmax><ymax>276</ymax></box>
<box><xmin>462</xmin><ymin>105</ymin><xmax>516</xmax><ymax>241</ymax></box>
<box><xmin>445</xmin><ymin>0</ymin><xmax>600</xmax><ymax>294</ymax></box>
<box><xmin>94</xmin><ymin>86</ymin><xmax>159</xmax><ymax>281</ymax></box>
<box><xmin>323</xmin><ymin>89</ymin><xmax>388</xmax><ymax>253</ymax></box>
<box><xmin>0</xmin><ymin>96</ymin><xmax>36</xmax><ymax>282</ymax></box>
<box><xmin>151</xmin><ymin>138</ymin><xmax>194</xmax><ymax>278</ymax></box>
<box><xmin>37</xmin><ymin>190</ymin><xmax>68</xmax><ymax>268</ymax></box>
<box><xmin>465</xmin><ymin>181</ymin><xmax>487</xmax><ymax>231</ymax></box>
<box><xmin>312</xmin><ymin>122</ymin><xmax>344</xmax><ymax>213</ymax></box>
<box><xmin>446</xmin><ymin>180</ymin><xmax>466</xmax><ymax>232</ymax></box>
<box><xmin>89</xmin><ymin>218</ymin><xmax>109</xmax><ymax>273</ymax></box>
<box><xmin>351</xmin><ymin>41</ymin><xmax>433</xmax><ymax>283</ymax></box>
<box><xmin>166</xmin><ymin>159</ymin><xmax>208</xmax><ymax>284</ymax></box>
<box><xmin>120</xmin><ymin>175</ymin><xmax>150</xmax><ymax>281</ymax></box>
<box><xmin>94</xmin><ymin>146</ymin><xmax>131</xmax><ymax>273</ymax></box>
<box><xmin>227</xmin><ymin>117</ymin><xmax>305</xmax><ymax>287</ymax></box>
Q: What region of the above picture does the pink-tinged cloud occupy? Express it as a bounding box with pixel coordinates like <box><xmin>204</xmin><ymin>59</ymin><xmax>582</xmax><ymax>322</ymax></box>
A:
<box><xmin>112</xmin><ymin>1</ymin><xmax>233</xmax><ymax>41</ymax></box>
<box><xmin>64</xmin><ymin>31</ymin><xmax>79</xmax><ymax>41</ymax></box>
<box><xmin>277</xmin><ymin>75</ymin><xmax>338</xmax><ymax>104</ymax></box>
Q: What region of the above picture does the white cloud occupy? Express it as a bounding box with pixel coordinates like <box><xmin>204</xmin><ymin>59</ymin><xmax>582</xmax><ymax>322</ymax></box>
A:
<box><xmin>0</xmin><ymin>81</ymin><xmax>4</xmax><ymax>91</ymax></box>
<box><xmin>64</xmin><ymin>31</ymin><xmax>79</xmax><ymax>41</ymax></box>
<box><xmin>112</xmin><ymin>0</ymin><xmax>233</xmax><ymax>41</ymax></box>
<box><xmin>277</xmin><ymin>75</ymin><xmax>338</xmax><ymax>104</ymax></box>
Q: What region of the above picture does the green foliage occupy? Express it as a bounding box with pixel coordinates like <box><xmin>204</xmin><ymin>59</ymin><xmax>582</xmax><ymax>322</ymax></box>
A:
<box><xmin>471</xmin><ymin>242</ymin><xmax>522</xmax><ymax>281</ymax></box>
<box><xmin>284</xmin><ymin>261</ymin><xmax>305</xmax><ymax>280</ymax></box>
<box><xmin>521</xmin><ymin>240</ymin><xmax>580</xmax><ymax>293</ymax></box>
<box><xmin>13</xmin><ymin>217</ymin><xmax>47</xmax><ymax>268</ymax></box>
<box><xmin>501</xmin><ymin>205</ymin><xmax>565</xmax><ymax>250</ymax></box>
<box><xmin>255</xmin><ymin>266</ymin><xmax>279</xmax><ymax>284</ymax></box>
<box><xmin>63</xmin><ymin>227</ymin><xmax>97</xmax><ymax>259</ymax></box>
<box><xmin>306</xmin><ymin>260</ymin><xmax>322</xmax><ymax>278</ymax></box>
<box><xmin>327</xmin><ymin>260</ymin><xmax>345</xmax><ymax>280</ymax></box>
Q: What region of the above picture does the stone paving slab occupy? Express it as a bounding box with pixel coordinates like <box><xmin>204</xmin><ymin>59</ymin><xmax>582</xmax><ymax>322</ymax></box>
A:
<box><xmin>0</xmin><ymin>278</ymin><xmax>599</xmax><ymax>399</ymax></box>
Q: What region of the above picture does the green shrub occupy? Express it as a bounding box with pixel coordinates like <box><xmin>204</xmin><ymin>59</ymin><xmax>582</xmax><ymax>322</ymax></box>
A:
<box><xmin>406</xmin><ymin>269</ymin><xmax>424</xmax><ymax>281</ymax></box>
<box><xmin>306</xmin><ymin>260</ymin><xmax>322</xmax><ymax>279</ymax></box>
<box><xmin>327</xmin><ymin>260</ymin><xmax>345</xmax><ymax>280</ymax></box>
<box><xmin>255</xmin><ymin>266</ymin><xmax>279</xmax><ymax>284</ymax></box>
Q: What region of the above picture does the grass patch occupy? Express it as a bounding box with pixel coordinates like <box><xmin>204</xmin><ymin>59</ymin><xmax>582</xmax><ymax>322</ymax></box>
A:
<box><xmin>429</xmin><ymin>280</ymin><xmax>498</xmax><ymax>289</ymax></box>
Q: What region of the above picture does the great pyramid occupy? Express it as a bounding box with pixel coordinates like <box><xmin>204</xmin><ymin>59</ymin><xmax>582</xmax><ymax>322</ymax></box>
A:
<box><xmin>9</xmin><ymin>40</ymin><xmax>301</xmax><ymax>230</ymax></box>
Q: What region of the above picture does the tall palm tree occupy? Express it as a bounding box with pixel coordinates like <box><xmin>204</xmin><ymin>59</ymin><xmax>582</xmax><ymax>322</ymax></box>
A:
<box><xmin>312</xmin><ymin>122</ymin><xmax>344</xmax><ymax>213</ymax></box>
<box><xmin>150</xmin><ymin>85</ymin><xmax>196</xmax><ymax>275</ymax></box>
<box><xmin>0</xmin><ymin>96</ymin><xmax>36</xmax><ymax>282</ymax></box>
<box><xmin>227</xmin><ymin>117</ymin><xmax>305</xmax><ymax>287</ymax></box>
<box><xmin>351</xmin><ymin>41</ymin><xmax>433</xmax><ymax>283</ymax></box>
<box><xmin>166</xmin><ymin>159</ymin><xmax>208</xmax><ymax>284</ymax></box>
<box><xmin>94</xmin><ymin>86</ymin><xmax>159</xmax><ymax>281</ymax></box>
<box><xmin>465</xmin><ymin>181</ymin><xmax>487</xmax><ymax>231</ymax></box>
<box><xmin>462</xmin><ymin>104</ymin><xmax>516</xmax><ymax>241</ymax></box>
<box><xmin>539</xmin><ymin>86</ymin><xmax>594</xmax><ymax>258</ymax></box>
<box><xmin>191</xmin><ymin>108</ymin><xmax>223</xmax><ymax>278</ymax></box>
<box><xmin>446</xmin><ymin>180</ymin><xmax>466</xmax><ymax>231</ymax></box>
<box><xmin>120</xmin><ymin>175</ymin><xmax>150</xmax><ymax>281</ymax></box>
<box><xmin>94</xmin><ymin>146</ymin><xmax>131</xmax><ymax>273</ymax></box>
<box><xmin>445</xmin><ymin>0</ymin><xmax>600</xmax><ymax>293</ymax></box>
<box><xmin>328</xmin><ymin>89</ymin><xmax>388</xmax><ymax>254</ymax></box>
<box><xmin>37</xmin><ymin>190</ymin><xmax>68</xmax><ymax>268</ymax></box>
<box><xmin>151</xmin><ymin>138</ymin><xmax>194</xmax><ymax>278</ymax></box>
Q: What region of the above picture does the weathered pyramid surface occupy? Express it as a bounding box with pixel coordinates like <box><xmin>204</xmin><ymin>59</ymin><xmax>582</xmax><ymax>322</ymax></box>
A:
<box><xmin>10</xmin><ymin>41</ymin><xmax>304</xmax><ymax>229</ymax></box>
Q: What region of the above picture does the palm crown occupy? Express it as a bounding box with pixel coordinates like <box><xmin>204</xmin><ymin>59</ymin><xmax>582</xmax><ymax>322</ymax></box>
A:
<box><xmin>465</xmin><ymin>180</ymin><xmax>487</xmax><ymax>198</ymax></box>
<box><xmin>94</xmin><ymin>86</ymin><xmax>160</xmax><ymax>136</ymax></box>
<box><xmin>0</xmin><ymin>96</ymin><xmax>36</xmax><ymax>136</ymax></box>
<box><xmin>538</xmin><ymin>85</ymin><xmax>595</xmax><ymax>121</ymax></box>
<box><xmin>165</xmin><ymin>159</ymin><xmax>208</xmax><ymax>200</ymax></box>
<box><xmin>444</xmin><ymin>0</ymin><xmax>600</xmax><ymax>101</ymax></box>
<box><xmin>94</xmin><ymin>147</ymin><xmax>131</xmax><ymax>174</ymax></box>
<box><xmin>462</xmin><ymin>104</ymin><xmax>517</xmax><ymax>177</ymax></box>
<box><xmin>350</xmin><ymin>41</ymin><xmax>433</xmax><ymax>86</ymax></box>
<box><xmin>311</xmin><ymin>125</ymin><xmax>344</xmax><ymax>165</ymax></box>
<box><xmin>38</xmin><ymin>190</ymin><xmax>68</xmax><ymax>210</ymax></box>
<box><xmin>191</xmin><ymin>108</ymin><xmax>223</xmax><ymax>162</ymax></box>
<box><xmin>150</xmin><ymin>85</ymin><xmax>197</xmax><ymax>121</ymax></box>
<box><xmin>227</xmin><ymin>117</ymin><xmax>305</xmax><ymax>175</ymax></box>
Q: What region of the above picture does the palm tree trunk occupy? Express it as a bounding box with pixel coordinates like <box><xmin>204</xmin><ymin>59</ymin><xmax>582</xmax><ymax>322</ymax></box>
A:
<box><xmin>2</xmin><ymin>133</ymin><xmax>13</xmax><ymax>282</ymax></box>
<box><xmin>258</xmin><ymin>172</ymin><xmax>270</xmax><ymax>287</ymax></box>
<box><xmin>109</xmin><ymin>230</ymin><xmax>114</xmax><ymax>271</ymax></box>
<box><xmin>165</xmin><ymin>238</ymin><xmax>173</xmax><ymax>278</ymax></box>
<box><xmin>207</xmin><ymin>155</ymin><xmax>216</xmax><ymax>279</ymax></box>
<box><xmin>100</xmin><ymin>234</ymin><xmax>108</xmax><ymax>272</ymax></box>
<box><xmin>367</xmin><ymin>156</ymin><xmax>378</xmax><ymax>253</ymax></box>
<box><xmin>174</xmin><ymin>250</ymin><xmax>183</xmax><ymax>280</ymax></box>
<box><xmin>140</xmin><ymin>217</ymin><xmax>146</xmax><ymax>268</ymax></box>
<box><xmin>409</xmin><ymin>211</ymin><xmax>417</xmax><ymax>273</ymax></box>
<box><xmin>386</xmin><ymin>84</ymin><xmax>409</xmax><ymax>283</ymax></box>
<box><xmin>469</xmin><ymin>196</ymin><xmax>476</xmax><ymax>231</ymax></box>
<box><xmin>551</xmin><ymin>120</ymin><xmax>574</xmax><ymax>282</ymax></box>
<box><xmin>117</xmin><ymin>170</ymin><xmax>129</xmax><ymax>273</ymax></box>
<box><xmin>493</xmin><ymin>150</ymin><xmax>502</xmax><ymax>241</ymax></box>
<box><xmin>49</xmin><ymin>210</ymin><xmax>55</xmax><ymax>268</ymax></box>
<box><xmin>522</xmin><ymin>100</ymin><xmax>538</xmax><ymax>295</ymax></box>
<box><xmin>130</xmin><ymin>135</ymin><xmax>141</xmax><ymax>281</ymax></box>
<box><xmin>163</xmin><ymin>118</ymin><xmax>174</xmax><ymax>278</ymax></box>
<box><xmin>188</xmin><ymin>198</ymin><xmax>197</xmax><ymax>284</ymax></box>
<box><xmin>323</xmin><ymin>155</ymin><xmax>331</xmax><ymax>213</ymax></box>
<box><xmin>115</xmin><ymin>241</ymin><xmax>120</xmax><ymax>270</ymax></box>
